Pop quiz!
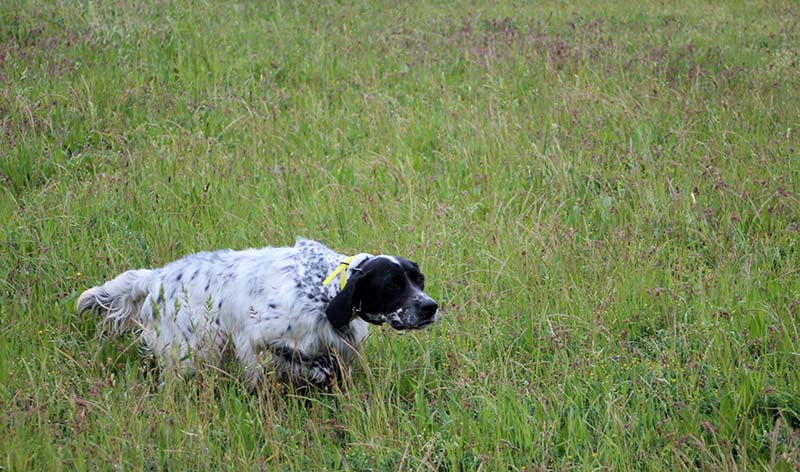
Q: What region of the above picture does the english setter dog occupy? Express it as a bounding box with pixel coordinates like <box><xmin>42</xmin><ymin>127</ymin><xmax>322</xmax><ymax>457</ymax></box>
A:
<box><xmin>77</xmin><ymin>239</ymin><xmax>438</xmax><ymax>388</ymax></box>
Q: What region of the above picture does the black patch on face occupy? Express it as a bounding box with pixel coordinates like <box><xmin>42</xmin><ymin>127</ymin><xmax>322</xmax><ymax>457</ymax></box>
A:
<box><xmin>397</xmin><ymin>258</ymin><xmax>425</xmax><ymax>290</ymax></box>
<box><xmin>355</xmin><ymin>258</ymin><xmax>414</xmax><ymax>317</ymax></box>
<box><xmin>325</xmin><ymin>256</ymin><xmax>437</xmax><ymax>329</ymax></box>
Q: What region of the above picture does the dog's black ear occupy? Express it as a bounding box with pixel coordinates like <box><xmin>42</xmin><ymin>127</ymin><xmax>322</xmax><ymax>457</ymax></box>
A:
<box><xmin>325</xmin><ymin>272</ymin><xmax>363</xmax><ymax>329</ymax></box>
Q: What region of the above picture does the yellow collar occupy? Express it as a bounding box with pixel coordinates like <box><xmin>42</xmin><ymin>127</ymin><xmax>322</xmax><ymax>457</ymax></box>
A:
<box><xmin>322</xmin><ymin>255</ymin><xmax>356</xmax><ymax>289</ymax></box>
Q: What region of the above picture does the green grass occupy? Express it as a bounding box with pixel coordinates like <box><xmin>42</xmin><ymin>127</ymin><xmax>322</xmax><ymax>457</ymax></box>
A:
<box><xmin>1</xmin><ymin>0</ymin><xmax>799</xmax><ymax>469</ymax></box>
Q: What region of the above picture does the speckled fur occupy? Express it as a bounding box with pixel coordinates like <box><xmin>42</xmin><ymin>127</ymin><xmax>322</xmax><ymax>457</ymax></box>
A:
<box><xmin>77</xmin><ymin>239</ymin><xmax>376</xmax><ymax>388</ymax></box>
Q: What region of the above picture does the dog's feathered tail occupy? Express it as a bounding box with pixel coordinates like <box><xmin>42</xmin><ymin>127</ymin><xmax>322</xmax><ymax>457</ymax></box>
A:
<box><xmin>77</xmin><ymin>269</ymin><xmax>155</xmax><ymax>335</ymax></box>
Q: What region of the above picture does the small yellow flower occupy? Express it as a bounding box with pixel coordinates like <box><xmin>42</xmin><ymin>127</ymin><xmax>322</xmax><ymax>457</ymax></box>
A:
<box><xmin>76</xmin><ymin>272</ymin><xmax>82</xmax><ymax>278</ymax></box>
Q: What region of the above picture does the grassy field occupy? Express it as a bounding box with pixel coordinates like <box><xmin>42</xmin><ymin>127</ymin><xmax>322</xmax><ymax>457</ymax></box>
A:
<box><xmin>1</xmin><ymin>0</ymin><xmax>799</xmax><ymax>469</ymax></box>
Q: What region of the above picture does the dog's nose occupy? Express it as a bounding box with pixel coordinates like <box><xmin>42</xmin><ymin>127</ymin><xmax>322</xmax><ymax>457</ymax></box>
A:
<box><xmin>420</xmin><ymin>299</ymin><xmax>438</xmax><ymax>318</ymax></box>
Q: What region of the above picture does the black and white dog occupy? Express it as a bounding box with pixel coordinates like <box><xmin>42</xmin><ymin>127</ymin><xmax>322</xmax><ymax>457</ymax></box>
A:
<box><xmin>77</xmin><ymin>239</ymin><xmax>438</xmax><ymax>388</ymax></box>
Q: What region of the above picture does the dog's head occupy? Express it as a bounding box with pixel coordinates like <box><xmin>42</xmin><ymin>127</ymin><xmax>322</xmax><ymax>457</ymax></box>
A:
<box><xmin>326</xmin><ymin>256</ymin><xmax>438</xmax><ymax>330</ymax></box>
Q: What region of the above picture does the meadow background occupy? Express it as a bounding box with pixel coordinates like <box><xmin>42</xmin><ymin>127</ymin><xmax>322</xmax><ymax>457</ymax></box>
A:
<box><xmin>1</xmin><ymin>0</ymin><xmax>799</xmax><ymax>469</ymax></box>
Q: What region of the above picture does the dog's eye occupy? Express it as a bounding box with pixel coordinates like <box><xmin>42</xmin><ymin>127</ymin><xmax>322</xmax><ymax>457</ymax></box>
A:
<box><xmin>390</xmin><ymin>275</ymin><xmax>405</xmax><ymax>291</ymax></box>
<box><xmin>416</xmin><ymin>276</ymin><xmax>425</xmax><ymax>289</ymax></box>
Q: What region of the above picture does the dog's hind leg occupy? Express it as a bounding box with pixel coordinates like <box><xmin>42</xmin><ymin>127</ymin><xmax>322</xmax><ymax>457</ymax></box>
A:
<box><xmin>232</xmin><ymin>334</ymin><xmax>262</xmax><ymax>390</ymax></box>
